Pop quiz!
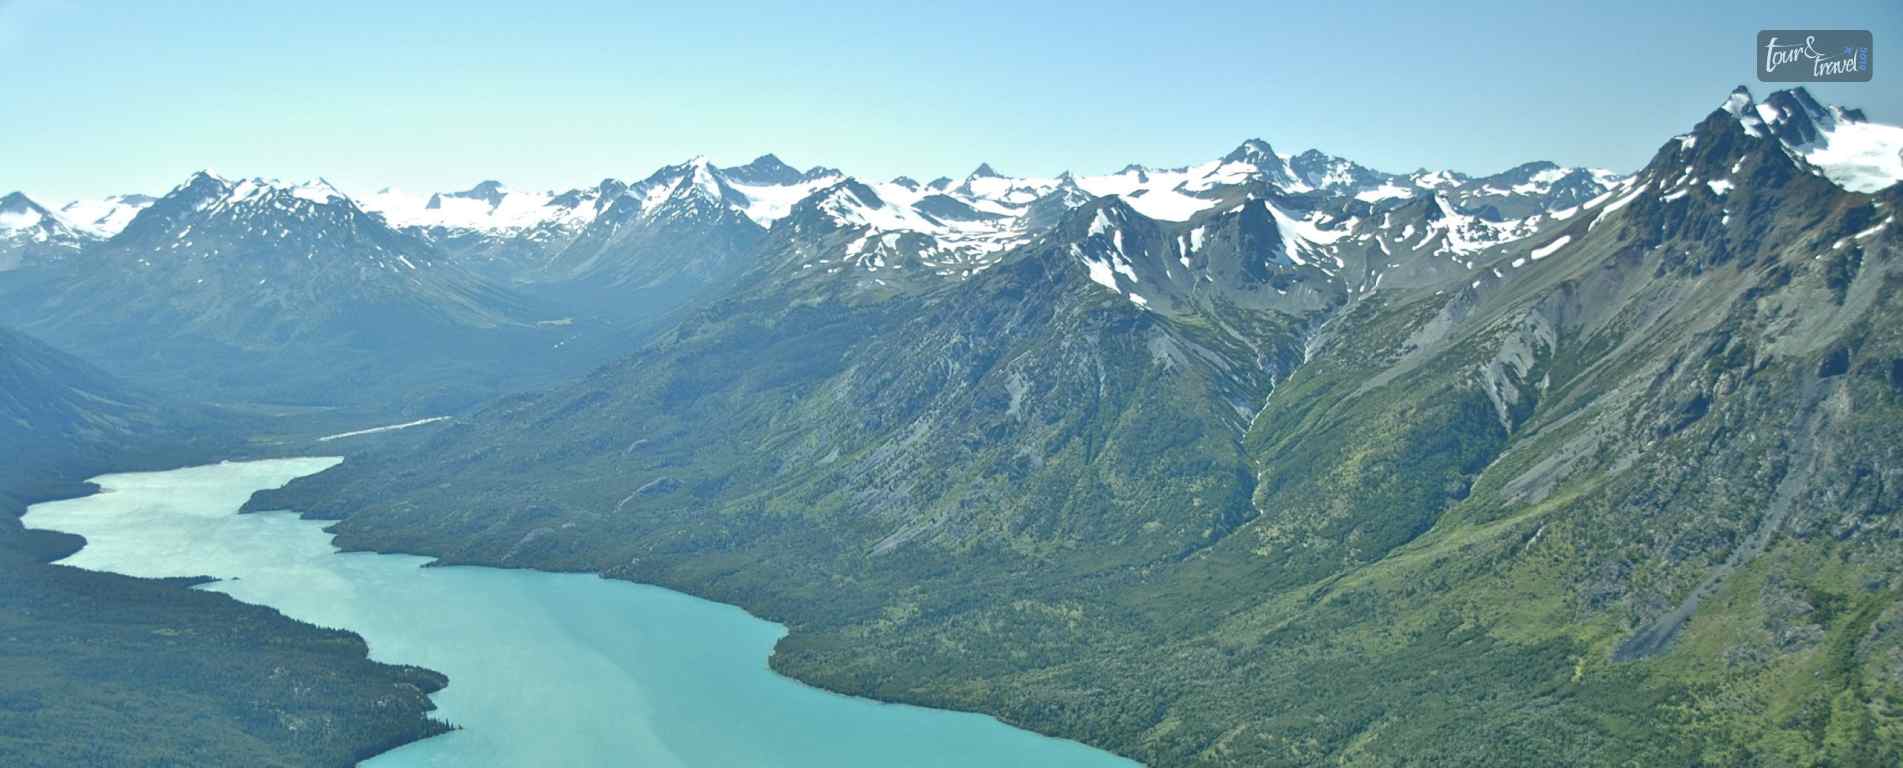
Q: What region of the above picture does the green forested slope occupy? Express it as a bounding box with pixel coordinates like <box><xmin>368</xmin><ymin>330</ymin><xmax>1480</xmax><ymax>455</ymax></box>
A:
<box><xmin>254</xmin><ymin>98</ymin><xmax>1903</xmax><ymax>766</ymax></box>
<box><xmin>0</xmin><ymin>326</ymin><xmax>451</xmax><ymax>767</ymax></box>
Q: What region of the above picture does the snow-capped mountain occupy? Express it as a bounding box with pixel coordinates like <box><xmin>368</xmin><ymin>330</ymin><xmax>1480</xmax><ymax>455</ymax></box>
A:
<box><xmin>529</xmin><ymin>157</ymin><xmax>777</xmax><ymax>293</ymax></box>
<box><xmin>1281</xmin><ymin>155</ymin><xmax>1627</xmax><ymax>221</ymax></box>
<box><xmin>28</xmin><ymin>85</ymin><xmax>1889</xmax><ymax>338</ymax></box>
<box><xmin>920</xmin><ymin>140</ymin><xmax>1301</xmax><ymax>224</ymax></box>
<box><xmin>751</xmin><ymin>179</ymin><xmax>1031</xmax><ymax>301</ymax></box>
<box><xmin>353</xmin><ymin>155</ymin><xmax>848</xmax><ymax>300</ymax></box>
<box><xmin>751</xmin><ymin>136</ymin><xmax>1620</xmax><ymax>308</ymax></box>
<box><xmin>1334</xmin><ymin>85</ymin><xmax>1899</xmax><ymax>308</ymax></box>
<box><xmin>0</xmin><ymin>172</ymin><xmax>590</xmax><ymax>407</ymax></box>
<box><xmin>1432</xmin><ymin>162</ymin><xmax>1626</xmax><ymax>219</ymax></box>
<box><xmin>1</xmin><ymin>191</ymin><xmax>160</xmax><ymax>272</ymax></box>
<box><xmin>762</xmin><ymin>134</ymin><xmax>1645</xmax><ymax>303</ymax></box>
<box><xmin>751</xmin><ymin>141</ymin><xmax>1322</xmax><ymax>301</ymax></box>
<box><xmin>721</xmin><ymin>154</ymin><xmax>848</xmax><ymax>226</ymax></box>
<box><xmin>1722</xmin><ymin>85</ymin><xmax>1903</xmax><ymax>193</ymax></box>
<box><xmin>1289</xmin><ymin>149</ymin><xmax>1412</xmax><ymax>201</ymax></box>
<box><xmin>99</xmin><ymin>172</ymin><xmax>448</xmax><ymax>278</ymax></box>
<box><xmin>0</xmin><ymin>192</ymin><xmax>93</xmax><ymax>271</ymax></box>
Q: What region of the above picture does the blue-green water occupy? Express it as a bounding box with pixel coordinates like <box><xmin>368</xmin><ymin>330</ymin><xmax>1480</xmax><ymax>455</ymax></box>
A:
<box><xmin>23</xmin><ymin>458</ymin><xmax>1139</xmax><ymax>768</ymax></box>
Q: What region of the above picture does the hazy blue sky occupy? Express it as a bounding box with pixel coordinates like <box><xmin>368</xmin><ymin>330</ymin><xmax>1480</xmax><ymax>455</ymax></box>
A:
<box><xmin>4</xmin><ymin>0</ymin><xmax>1900</xmax><ymax>201</ymax></box>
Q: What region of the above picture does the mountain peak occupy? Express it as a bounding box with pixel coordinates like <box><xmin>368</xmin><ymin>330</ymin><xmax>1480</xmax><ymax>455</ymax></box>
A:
<box><xmin>1709</xmin><ymin>85</ymin><xmax>1902</xmax><ymax>192</ymax></box>
<box><xmin>1507</xmin><ymin>160</ymin><xmax>1561</xmax><ymax>174</ymax></box>
<box><xmin>722</xmin><ymin>154</ymin><xmax>805</xmax><ymax>186</ymax></box>
<box><xmin>968</xmin><ymin>163</ymin><xmax>1002</xmax><ymax>179</ymax></box>
<box><xmin>0</xmin><ymin>191</ymin><xmax>38</xmax><ymax>212</ymax></box>
<box><xmin>288</xmin><ymin>178</ymin><xmax>348</xmax><ymax>205</ymax></box>
<box><xmin>165</xmin><ymin>170</ymin><xmax>234</xmax><ymax>204</ymax></box>
<box><xmin>743</xmin><ymin>154</ymin><xmax>791</xmax><ymax>171</ymax></box>
<box><xmin>801</xmin><ymin>165</ymin><xmax>843</xmax><ymax>182</ymax></box>
<box><xmin>465</xmin><ymin>180</ymin><xmax>508</xmax><ymax>195</ymax></box>
<box><xmin>831</xmin><ymin>178</ymin><xmax>886</xmax><ymax>207</ymax></box>
<box><xmin>1223</xmin><ymin>138</ymin><xmax>1277</xmax><ymax>164</ymax></box>
<box><xmin>435</xmin><ymin>180</ymin><xmax>508</xmax><ymax>208</ymax></box>
<box><xmin>796</xmin><ymin>178</ymin><xmax>894</xmax><ymax>230</ymax></box>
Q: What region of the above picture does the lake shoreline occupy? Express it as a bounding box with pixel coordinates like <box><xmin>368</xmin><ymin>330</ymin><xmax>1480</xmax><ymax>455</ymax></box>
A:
<box><xmin>32</xmin><ymin>458</ymin><xmax>1140</xmax><ymax>768</ymax></box>
<box><xmin>256</xmin><ymin>495</ymin><xmax>1151</xmax><ymax>766</ymax></box>
<box><xmin>252</xmin><ymin>497</ymin><xmax>1150</xmax><ymax>767</ymax></box>
<box><xmin>8</xmin><ymin>466</ymin><xmax>453</xmax><ymax>768</ymax></box>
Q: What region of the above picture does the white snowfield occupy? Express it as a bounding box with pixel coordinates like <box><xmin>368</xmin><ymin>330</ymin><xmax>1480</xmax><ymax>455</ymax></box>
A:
<box><xmin>1791</xmin><ymin>119</ymin><xmax>1903</xmax><ymax>193</ymax></box>
<box><xmin>56</xmin><ymin>195</ymin><xmax>152</xmax><ymax>237</ymax></box>
<box><xmin>0</xmin><ymin>208</ymin><xmax>46</xmax><ymax>233</ymax></box>
<box><xmin>361</xmin><ymin>183</ymin><xmax>602</xmax><ymax>233</ymax></box>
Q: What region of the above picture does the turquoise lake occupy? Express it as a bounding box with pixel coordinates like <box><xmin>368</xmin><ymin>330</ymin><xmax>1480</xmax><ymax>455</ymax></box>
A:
<box><xmin>23</xmin><ymin>457</ymin><xmax>1140</xmax><ymax>767</ymax></box>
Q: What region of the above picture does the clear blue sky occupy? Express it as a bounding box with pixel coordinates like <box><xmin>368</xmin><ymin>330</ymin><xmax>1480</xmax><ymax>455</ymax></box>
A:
<box><xmin>3</xmin><ymin>0</ymin><xmax>1899</xmax><ymax>201</ymax></box>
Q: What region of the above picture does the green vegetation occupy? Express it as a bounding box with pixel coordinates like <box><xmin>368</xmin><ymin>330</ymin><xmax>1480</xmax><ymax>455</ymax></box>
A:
<box><xmin>237</xmin><ymin>130</ymin><xmax>1903</xmax><ymax>765</ymax></box>
<box><xmin>0</xmin><ymin>326</ymin><xmax>451</xmax><ymax>767</ymax></box>
<box><xmin>0</xmin><ymin>513</ymin><xmax>452</xmax><ymax>768</ymax></box>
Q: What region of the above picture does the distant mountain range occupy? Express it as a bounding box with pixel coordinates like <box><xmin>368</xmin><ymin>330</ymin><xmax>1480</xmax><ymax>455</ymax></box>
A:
<box><xmin>7</xmin><ymin>134</ymin><xmax>1628</xmax><ymax>273</ymax></box>
<box><xmin>0</xmin><ymin>172</ymin><xmax>611</xmax><ymax>410</ymax></box>
<box><xmin>0</xmin><ymin>116</ymin><xmax>1675</xmax><ymax>412</ymax></box>
<box><xmin>221</xmin><ymin>85</ymin><xmax>1903</xmax><ymax>768</ymax></box>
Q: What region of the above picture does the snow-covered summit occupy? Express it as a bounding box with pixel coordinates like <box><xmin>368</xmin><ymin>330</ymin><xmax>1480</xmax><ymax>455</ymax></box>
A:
<box><xmin>1724</xmin><ymin>85</ymin><xmax>1903</xmax><ymax>193</ymax></box>
<box><xmin>0</xmin><ymin>193</ymin><xmax>69</xmax><ymax>240</ymax></box>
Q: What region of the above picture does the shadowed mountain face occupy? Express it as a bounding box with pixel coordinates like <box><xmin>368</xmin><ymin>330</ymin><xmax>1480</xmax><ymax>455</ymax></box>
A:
<box><xmin>0</xmin><ymin>325</ymin><xmax>180</xmax><ymax>522</ymax></box>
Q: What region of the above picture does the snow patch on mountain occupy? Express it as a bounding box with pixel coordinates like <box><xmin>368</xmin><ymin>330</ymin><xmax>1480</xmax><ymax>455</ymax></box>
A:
<box><xmin>1262</xmin><ymin>200</ymin><xmax>1351</xmax><ymax>267</ymax></box>
<box><xmin>362</xmin><ymin>183</ymin><xmax>599</xmax><ymax>233</ymax></box>
<box><xmin>1791</xmin><ymin>119</ymin><xmax>1903</xmax><ymax>193</ymax></box>
<box><xmin>730</xmin><ymin>172</ymin><xmax>844</xmax><ymax>226</ymax></box>
<box><xmin>0</xmin><ymin>207</ymin><xmax>46</xmax><ymax>233</ymax></box>
<box><xmin>56</xmin><ymin>195</ymin><xmax>153</xmax><ymax>237</ymax></box>
<box><xmin>1529</xmin><ymin>235</ymin><xmax>1571</xmax><ymax>261</ymax></box>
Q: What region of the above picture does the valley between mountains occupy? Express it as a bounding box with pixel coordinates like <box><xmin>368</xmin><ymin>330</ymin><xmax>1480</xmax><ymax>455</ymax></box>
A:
<box><xmin>6</xmin><ymin>85</ymin><xmax>1903</xmax><ymax>766</ymax></box>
